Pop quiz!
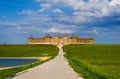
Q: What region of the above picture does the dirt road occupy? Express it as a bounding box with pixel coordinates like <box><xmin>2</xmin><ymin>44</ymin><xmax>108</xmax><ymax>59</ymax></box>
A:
<box><xmin>13</xmin><ymin>44</ymin><xmax>83</xmax><ymax>79</ymax></box>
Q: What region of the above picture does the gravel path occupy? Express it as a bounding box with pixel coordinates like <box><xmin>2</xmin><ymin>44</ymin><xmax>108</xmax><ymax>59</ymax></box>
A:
<box><xmin>13</xmin><ymin>44</ymin><xmax>83</xmax><ymax>79</ymax></box>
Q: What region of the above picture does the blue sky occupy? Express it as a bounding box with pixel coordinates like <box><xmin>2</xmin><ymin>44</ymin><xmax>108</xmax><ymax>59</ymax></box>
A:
<box><xmin>0</xmin><ymin>0</ymin><xmax>120</xmax><ymax>44</ymax></box>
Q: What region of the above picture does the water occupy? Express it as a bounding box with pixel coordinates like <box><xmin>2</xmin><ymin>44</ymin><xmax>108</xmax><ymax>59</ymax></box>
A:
<box><xmin>0</xmin><ymin>58</ymin><xmax>38</xmax><ymax>68</ymax></box>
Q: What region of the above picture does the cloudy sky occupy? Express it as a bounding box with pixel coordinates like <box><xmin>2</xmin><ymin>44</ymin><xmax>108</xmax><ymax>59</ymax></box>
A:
<box><xmin>0</xmin><ymin>0</ymin><xmax>120</xmax><ymax>44</ymax></box>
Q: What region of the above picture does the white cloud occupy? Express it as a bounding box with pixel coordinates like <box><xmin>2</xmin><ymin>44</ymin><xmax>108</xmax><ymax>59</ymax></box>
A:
<box><xmin>55</xmin><ymin>15</ymin><xmax>92</xmax><ymax>24</ymax></box>
<box><xmin>1</xmin><ymin>16</ymin><xmax>7</xmax><ymax>18</ymax></box>
<box><xmin>53</xmin><ymin>8</ymin><xmax>63</xmax><ymax>13</ymax></box>
<box><xmin>35</xmin><ymin>0</ymin><xmax>120</xmax><ymax>17</ymax></box>
<box><xmin>35</xmin><ymin>0</ymin><xmax>41</xmax><ymax>2</ymax></box>
<box><xmin>92</xmin><ymin>29</ymin><xmax>98</xmax><ymax>34</ymax></box>
<box><xmin>17</xmin><ymin>10</ymin><xmax>36</xmax><ymax>15</ymax></box>
<box><xmin>109</xmin><ymin>0</ymin><xmax>120</xmax><ymax>6</ymax></box>
<box><xmin>38</xmin><ymin>3</ymin><xmax>52</xmax><ymax>12</ymax></box>
<box><xmin>45</xmin><ymin>27</ymin><xmax>74</xmax><ymax>34</ymax></box>
<box><xmin>0</xmin><ymin>14</ymin><xmax>77</xmax><ymax>34</ymax></box>
<box><xmin>0</xmin><ymin>22</ymin><xmax>20</xmax><ymax>27</ymax></box>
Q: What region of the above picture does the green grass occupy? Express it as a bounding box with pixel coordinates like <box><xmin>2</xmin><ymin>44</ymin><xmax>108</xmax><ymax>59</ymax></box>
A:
<box><xmin>63</xmin><ymin>44</ymin><xmax>120</xmax><ymax>79</ymax></box>
<box><xmin>0</xmin><ymin>44</ymin><xmax>58</xmax><ymax>57</ymax></box>
<box><xmin>0</xmin><ymin>44</ymin><xmax>58</xmax><ymax>79</ymax></box>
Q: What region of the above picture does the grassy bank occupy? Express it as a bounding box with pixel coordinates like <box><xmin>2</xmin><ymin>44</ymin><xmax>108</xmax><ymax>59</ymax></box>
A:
<box><xmin>63</xmin><ymin>44</ymin><xmax>120</xmax><ymax>79</ymax></box>
<box><xmin>0</xmin><ymin>44</ymin><xmax>58</xmax><ymax>79</ymax></box>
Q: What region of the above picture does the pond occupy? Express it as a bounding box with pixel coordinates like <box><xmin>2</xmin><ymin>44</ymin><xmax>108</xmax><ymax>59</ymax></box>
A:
<box><xmin>0</xmin><ymin>58</ymin><xmax>39</xmax><ymax>68</ymax></box>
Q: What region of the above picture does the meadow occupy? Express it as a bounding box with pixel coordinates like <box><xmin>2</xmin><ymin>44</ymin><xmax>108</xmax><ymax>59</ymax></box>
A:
<box><xmin>63</xmin><ymin>44</ymin><xmax>120</xmax><ymax>79</ymax></box>
<box><xmin>0</xmin><ymin>44</ymin><xmax>58</xmax><ymax>57</ymax></box>
<box><xmin>0</xmin><ymin>44</ymin><xmax>58</xmax><ymax>79</ymax></box>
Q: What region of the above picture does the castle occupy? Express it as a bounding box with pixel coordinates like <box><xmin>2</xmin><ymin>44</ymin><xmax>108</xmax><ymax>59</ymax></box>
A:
<box><xmin>28</xmin><ymin>34</ymin><xmax>94</xmax><ymax>45</ymax></box>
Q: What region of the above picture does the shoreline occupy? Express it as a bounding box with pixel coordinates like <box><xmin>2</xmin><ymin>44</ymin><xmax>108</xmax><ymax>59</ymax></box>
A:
<box><xmin>0</xmin><ymin>56</ymin><xmax>50</xmax><ymax>70</ymax></box>
<box><xmin>0</xmin><ymin>56</ymin><xmax>50</xmax><ymax>60</ymax></box>
<box><xmin>0</xmin><ymin>57</ymin><xmax>47</xmax><ymax>59</ymax></box>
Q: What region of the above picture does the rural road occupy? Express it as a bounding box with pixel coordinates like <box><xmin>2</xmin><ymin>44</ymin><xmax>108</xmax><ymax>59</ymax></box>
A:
<box><xmin>13</xmin><ymin>44</ymin><xmax>83</xmax><ymax>79</ymax></box>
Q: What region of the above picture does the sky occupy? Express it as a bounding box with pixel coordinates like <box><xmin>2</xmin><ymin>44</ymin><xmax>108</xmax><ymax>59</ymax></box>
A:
<box><xmin>0</xmin><ymin>0</ymin><xmax>120</xmax><ymax>44</ymax></box>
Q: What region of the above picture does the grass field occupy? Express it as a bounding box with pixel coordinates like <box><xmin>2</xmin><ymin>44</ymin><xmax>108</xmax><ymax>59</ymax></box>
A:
<box><xmin>0</xmin><ymin>44</ymin><xmax>58</xmax><ymax>79</ymax></box>
<box><xmin>0</xmin><ymin>44</ymin><xmax>58</xmax><ymax>57</ymax></box>
<box><xmin>63</xmin><ymin>44</ymin><xmax>120</xmax><ymax>79</ymax></box>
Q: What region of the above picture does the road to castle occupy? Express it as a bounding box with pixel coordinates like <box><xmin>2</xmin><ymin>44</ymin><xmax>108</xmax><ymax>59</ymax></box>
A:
<box><xmin>13</xmin><ymin>44</ymin><xmax>83</xmax><ymax>79</ymax></box>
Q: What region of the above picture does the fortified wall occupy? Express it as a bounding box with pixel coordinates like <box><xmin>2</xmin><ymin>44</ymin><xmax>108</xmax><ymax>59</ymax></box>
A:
<box><xmin>28</xmin><ymin>34</ymin><xmax>94</xmax><ymax>45</ymax></box>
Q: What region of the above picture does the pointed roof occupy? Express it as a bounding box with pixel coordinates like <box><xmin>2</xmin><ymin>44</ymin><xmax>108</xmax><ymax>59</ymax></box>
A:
<box><xmin>29</xmin><ymin>35</ymin><xmax>34</xmax><ymax>39</ymax></box>
<box><xmin>71</xmin><ymin>34</ymin><xmax>78</xmax><ymax>38</ymax></box>
<box><xmin>44</xmin><ymin>34</ymin><xmax>51</xmax><ymax>38</ymax></box>
<box><xmin>63</xmin><ymin>33</ymin><xmax>68</xmax><ymax>37</ymax></box>
<box><xmin>54</xmin><ymin>34</ymin><xmax>59</xmax><ymax>37</ymax></box>
<box><xmin>88</xmin><ymin>35</ymin><xmax>93</xmax><ymax>39</ymax></box>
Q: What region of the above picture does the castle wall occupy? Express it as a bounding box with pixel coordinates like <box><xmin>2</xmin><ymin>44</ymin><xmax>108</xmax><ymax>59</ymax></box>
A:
<box><xmin>63</xmin><ymin>36</ymin><xmax>69</xmax><ymax>45</ymax></box>
<box><xmin>28</xmin><ymin>35</ymin><xmax>94</xmax><ymax>45</ymax></box>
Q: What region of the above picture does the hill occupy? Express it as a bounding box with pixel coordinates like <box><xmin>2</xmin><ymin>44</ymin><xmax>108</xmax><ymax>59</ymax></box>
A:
<box><xmin>63</xmin><ymin>44</ymin><xmax>120</xmax><ymax>79</ymax></box>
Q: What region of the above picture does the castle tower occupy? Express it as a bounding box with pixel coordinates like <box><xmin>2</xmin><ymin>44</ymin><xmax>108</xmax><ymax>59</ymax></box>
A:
<box><xmin>28</xmin><ymin>35</ymin><xmax>34</xmax><ymax>44</ymax></box>
<box><xmin>62</xmin><ymin>34</ymin><xmax>69</xmax><ymax>45</ymax></box>
<box><xmin>44</xmin><ymin>34</ymin><xmax>51</xmax><ymax>44</ymax></box>
<box><xmin>53</xmin><ymin>34</ymin><xmax>59</xmax><ymax>45</ymax></box>
<box><xmin>70</xmin><ymin>35</ymin><xmax>78</xmax><ymax>44</ymax></box>
<box><xmin>88</xmin><ymin>35</ymin><xmax>94</xmax><ymax>44</ymax></box>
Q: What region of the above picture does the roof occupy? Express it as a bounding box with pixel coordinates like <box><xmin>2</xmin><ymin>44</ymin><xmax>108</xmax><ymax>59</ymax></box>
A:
<box><xmin>44</xmin><ymin>34</ymin><xmax>51</xmax><ymax>38</ymax></box>
<box><xmin>29</xmin><ymin>35</ymin><xmax>34</xmax><ymax>39</ymax></box>
<box><xmin>71</xmin><ymin>35</ymin><xmax>78</xmax><ymax>38</ymax></box>
<box><xmin>54</xmin><ymin>34</ymin><xmax>60</xmax><ymax>37</ymax></box>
